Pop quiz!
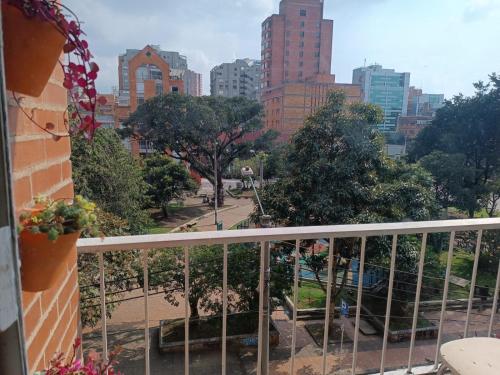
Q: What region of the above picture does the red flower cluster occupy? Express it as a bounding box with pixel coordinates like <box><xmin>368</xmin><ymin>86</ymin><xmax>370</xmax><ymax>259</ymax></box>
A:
<box><xmin>8</xmin><ymin>0</ymin><xmax>106</xmax><ymax>140</ymax></box>
<box><xmin>44</xmin><ymin>338</ymin><xmax>123</xmax><ymax>375</ymax></box>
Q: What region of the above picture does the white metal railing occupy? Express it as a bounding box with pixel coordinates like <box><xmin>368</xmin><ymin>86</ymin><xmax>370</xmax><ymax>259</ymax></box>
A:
<box><xmin>77</xmin><ymin>218</ymin><xmax>500</xmax><ymax>375</ymax></box>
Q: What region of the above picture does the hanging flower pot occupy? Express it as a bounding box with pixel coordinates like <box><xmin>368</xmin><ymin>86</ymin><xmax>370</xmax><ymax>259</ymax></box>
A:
<box><xmin>4</xmin><ymin>0</ymin><xmax>107</xmax><ymax>140</ymax></box>
<box><xmin>18</xmin><ymin>195</ymin><xmax>98</xmax><ymax>292</ymax></box>
<box><xmin>19</xmin><ymin>230</ymin><xmax>80</xmax><ymax>292</ymax></box>
<box><xmin>2</xmin><ymin>2</ymin><xmax>66</xmax><ymax>97</ymax></box>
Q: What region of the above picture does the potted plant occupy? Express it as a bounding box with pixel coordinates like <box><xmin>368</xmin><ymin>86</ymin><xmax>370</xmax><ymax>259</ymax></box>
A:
<box><xmin>35</xmin><ymin>338</ymin><xmax>123</xmax><ymax>374</ymax></box>
<box><xmin>18</xmin><ymin>195</ymin><xmax>98</xmax><ymax>292</ymax></box>
<box><xmin>3</xmin><ymin>0</ymin><xmax>106</xmax><ymax>140</ymax></box>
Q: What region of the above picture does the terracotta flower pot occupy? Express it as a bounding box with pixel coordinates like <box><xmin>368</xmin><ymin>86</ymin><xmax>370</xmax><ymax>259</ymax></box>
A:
<box><xmin>19</xmin><ymin>230</ymin><xmax>80</xmax><ymax>292</ymax></box>
<box><xmin>2</xmin><ymin>3</ymin><xmax>66</xmax><ymax>97</ymax></box>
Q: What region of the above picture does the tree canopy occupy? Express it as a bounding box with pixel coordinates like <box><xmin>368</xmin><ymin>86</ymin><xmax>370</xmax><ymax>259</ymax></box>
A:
<box><xmin>256</xmin><ymin>91</ymin><xmax>437</xmax><ymax>303</ymax></box>
<box><xmin>143</xmin><ymin>153</ymin><xmax>198</xmax><ymax>217</ymax></box>
<box><xmin>71</xmin><ymin>128</ymin><xmax>150</xmax><ymax>233</ymax></box>
<box><xmin>409</xmin><ymin>74</ymin><xmax>500</xmax><ymax>217</ymax></box>
<box><xmin>123</xmin><ymin>94</ymin><xmax>270</xmax><ymax>204</ymax></box>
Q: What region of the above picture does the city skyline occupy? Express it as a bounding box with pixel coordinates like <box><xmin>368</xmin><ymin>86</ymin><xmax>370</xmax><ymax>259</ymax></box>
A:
<box><xmin>65</xmin><ymin>0</ymin><xmax>500</xmax><ymax>98</ymax></box>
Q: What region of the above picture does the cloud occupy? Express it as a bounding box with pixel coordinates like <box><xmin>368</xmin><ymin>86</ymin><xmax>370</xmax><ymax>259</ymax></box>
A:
<box><xmin>463</xmin><ymin>0</ymin><xmax>499</xmax><ymax>22</ymax></box>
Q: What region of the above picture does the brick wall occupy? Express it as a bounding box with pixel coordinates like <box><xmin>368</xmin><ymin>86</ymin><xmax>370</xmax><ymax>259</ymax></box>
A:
<box><xmin>8</xmin><ymin>62</ymin><xmax>79</xmax><ymax>372</ymax></box>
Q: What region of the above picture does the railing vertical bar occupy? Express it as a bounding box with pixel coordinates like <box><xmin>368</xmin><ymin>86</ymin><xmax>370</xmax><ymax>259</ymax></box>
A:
<box><xmin>488</xmin><ymin>256</ymin><xmax>500</xmax><ymax>337</ymax></box>
<box><xmin>257</xmin><ymin>241</ymin><xmax>265</xmax><ymax>375</ymax></box>
<box><xmin>434</xmin><ymin>231</ymin><xmax>455</xmax><ymax>369</ymax></box>
<box><xmin>464</xmin><ymin>230</ymin><xmax>483</xmax><ymax>338</ymax></box>
<box><xmin>222</xmin><ymin>244</ymin><xmax>228</xmax><ymax>375</ymax></box>
<box><xmin>407</xmin><ymin>233</ymin><xmax>428</xmax><ymax>373</ymax></box>
<box><xmin>142</xmin><ymin>249</ymin><xmax>150</xmax><ymax>375</ymax></box>
<box><xmin>322</xmin><ymin>237</ymin><xmax>335</xmax><ymax>375</ymax></box>
<box><xmin>184</xmin><ymin>246</ymin><xmax>190</xmax><ymax>375</ymax></box>
<box><xmin>351</xmin><ymin>236</ymin><xmax>367</xmax><ymax>375</ymax></box>
<box><xmin>380</xmin><ymin>235</ymin><xmax>398</xmax><ymax>375</ymax></box>
<box><xmin>98</xmin><ymin>252</ymin><xmax>108</xmax><ymax>361</ymax></box>
<box><xmin>290</xmin><ymin>239</ymin><xmax>300</xmax><ymax>375</ymax></box>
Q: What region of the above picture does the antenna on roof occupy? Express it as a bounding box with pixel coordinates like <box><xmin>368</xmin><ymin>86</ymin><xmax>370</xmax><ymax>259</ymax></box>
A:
<box><xmin>364</xmin><ymin>58</ymin><xmax>366</xmax><ymax>67</ymax></box>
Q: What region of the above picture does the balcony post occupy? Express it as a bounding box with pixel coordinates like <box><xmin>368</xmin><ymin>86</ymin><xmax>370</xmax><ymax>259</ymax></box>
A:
<box><xmin>259</xmin><ymin>215</ymin><xmax>271</xmax><ymax>375</ymax></box>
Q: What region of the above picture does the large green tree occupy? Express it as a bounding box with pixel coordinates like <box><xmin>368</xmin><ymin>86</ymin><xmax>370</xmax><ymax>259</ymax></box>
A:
<box><xmin>123</xmin><ymin>94</ymin><xmax>268</xmax><ymax>205</ymax></box>
<box><xmin>71</xmin><ymin>128</ymin><xmax>150</xmax><ymax>233</ymax></box>
<box><xmin>256</xmin><ymin>91</ymin><xmax>437</xmax><ymax>306</ymax></box>
<box><xmin>143</xmin><ymin>153</ymin><xmax>199</xmax><ymax>217</ymax></box>
<box><xmin>409</xmin><ymin>74</ymin><xmax>500</xmax><ymax>217</ymax></box>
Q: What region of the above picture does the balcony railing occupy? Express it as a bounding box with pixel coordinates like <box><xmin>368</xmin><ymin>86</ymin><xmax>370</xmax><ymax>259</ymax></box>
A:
<box><xmin>77</xmin><ymin>218</ymin><xmax>500</xmax><ymax>375</ymax></box>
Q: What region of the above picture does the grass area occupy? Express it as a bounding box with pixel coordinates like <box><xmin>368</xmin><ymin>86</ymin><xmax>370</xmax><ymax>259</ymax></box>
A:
<box><xmin>296</xmin><ymin>280</ymin><xmax>351</xmax><ymax>309</ymax></box>
<box><xmin>439</xmin><ymin>249</ymin><xmax>497</xmax><ymax>290</ymax></box>
<box><xmin>148</xmin><ymin>226</ymin><xmax>172</xmax><ymax>234</ymax></box>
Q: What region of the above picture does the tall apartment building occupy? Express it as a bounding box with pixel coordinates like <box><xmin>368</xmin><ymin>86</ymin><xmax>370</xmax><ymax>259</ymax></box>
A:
<box><xmin>183</xmin><ymin>69</ymin><xmax>203</xmax><ymax>97</ymax></box>
<box><xmin>261</xmin><ymin>0</ymin><xmax>361</xmax><ymax>141</ymax></box>
<box><xmin>210</xmin><ymin>59</ymin><xmax>261</xmax><ymax>101</ymax></box>
<box><xmin>352</xmin><ymin>64</ymin><xmax>410</xmax><ymax>132</ymax></box>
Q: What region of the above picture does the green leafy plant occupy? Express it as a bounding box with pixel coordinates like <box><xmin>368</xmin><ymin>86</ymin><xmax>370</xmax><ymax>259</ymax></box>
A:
<box><xmin>19</xmin><ymin>195</ymin><xmax>98</xmax><ymax>240</ymax></box>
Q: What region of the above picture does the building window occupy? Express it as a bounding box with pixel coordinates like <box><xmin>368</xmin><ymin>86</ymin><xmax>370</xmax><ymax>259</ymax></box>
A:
<box><xmin>286</xmin><ymin>50</ymin><xmax>289</xmax><ymax>56</ymax></box>
<box><xmin>300</xmin><ymin>21</ymin><xmax>305</xmax><ymax>28</ymax></box>
<box><xmin>299</xmin><ymin>51</ymin><xmax>304</xmax><ymax>57</ymax></box>
<box><xmin>300</xmin><ymin>41</ymin><xmax>304</xmax><ymax>47</ymax></box>
<box><xmin>171</xmin><ymin>86</ymin><xmax>179</xmax><ymax>92</ymax></box>
<box><xmin>286</xmin><ymin>31</ymin><xmax>291</xmax><ymax>37</ymax></box>
<box><xmin>155</xmin><ymin>82</ymin><xmax>163</xmax><ymax>95</ymax></box>
<box><xmin>300</xmin><ymin>9</ymin><xmax>306</xmax><ymax>16</ymax></box>
<box><xmin>298</xmin><ymin>71</ymin><xmax>303</xmax><ymax>77</ymax></box>
<box><xmin>137</xmin><ymin>97</ymin><xmax>145</xmax><ymax>105</ymax></box>
<box><xmin>315</xmin><ymin>42</ymin><xmax>320</xmax><ymax>48</ymax></box>
<box><xmin>299</xmin><ymin>61</ymin><xmax>303</xmax><ymax>67</ymax></box>
<box><xmin>286</xmin><ymin>40</ymin><xmax>290</xmax><ymax>46</ymax></box>
<box><xmin>314</xmin><ymin>51</ymin><xmax>320</xmax><ymax>57</ymax></box>
<box><xmin>300</xmin><ymin>31</ymin><xmax>305</xmax><ymax>37</ymax></box>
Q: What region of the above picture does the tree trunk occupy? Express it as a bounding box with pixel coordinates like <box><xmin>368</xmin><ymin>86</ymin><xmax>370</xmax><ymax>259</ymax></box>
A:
<box><xmin>189</xmin><ymin>298</ymin><xmax>199</xmax><ymax>319</ymax></box>
<box><xmin>217</xmin><ymin>171</ymin><xmax>224</xmax><ymax>206</ymax></box>
<box><xmin>161</xmin><ymin>203</ymin><xmax>168</xmax><ymax>218</ymax></box>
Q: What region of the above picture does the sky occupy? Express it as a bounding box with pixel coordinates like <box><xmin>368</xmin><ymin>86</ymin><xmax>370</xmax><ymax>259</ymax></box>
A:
<box><xmin>65</xmin><ymin>0</ymin><xmax>500</xmax><ymax>98</ymax></box>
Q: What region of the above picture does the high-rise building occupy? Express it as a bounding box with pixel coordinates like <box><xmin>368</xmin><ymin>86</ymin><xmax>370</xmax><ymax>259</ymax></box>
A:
<box><xmin>210</xmin><ymin>59</ymin><xmax>261</xmax><ymax>101</ymax></box>
<box><xmin>407</xmin><ymin>86</ymin><xmax>444</xmax><ymax>116</ymax></box>
<box><xmin>261</xmin><ymin>0</ymin><xmax>362</xmax><ymax>141</ymax></box>
<box><xmin>183</xmin><ymin>70</ymin><xmax>203</xmax><ymax>97</ymax></box>
<box><xmin>352</xmin><ymin>64</ymin><xmax>410</xmax><ymax>132</ymax></box>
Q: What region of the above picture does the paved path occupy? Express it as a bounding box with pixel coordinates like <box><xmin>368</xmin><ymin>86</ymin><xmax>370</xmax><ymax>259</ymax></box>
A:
<box><xmin>194</xmin><ymin>197</ymin><xmax>254</xmax><ymax>231</ymax></box>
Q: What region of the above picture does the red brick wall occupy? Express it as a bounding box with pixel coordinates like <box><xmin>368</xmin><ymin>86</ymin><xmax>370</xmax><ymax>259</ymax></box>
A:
<box><xmin>8</xmin><ymin>61</ymin><xmax>79</xmax><ymax>372</ymax></box>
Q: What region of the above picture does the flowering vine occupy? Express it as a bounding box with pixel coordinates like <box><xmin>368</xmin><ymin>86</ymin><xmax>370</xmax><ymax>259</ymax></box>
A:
<box><xmin>8</xmin><ymin>0</ymin><xmax>106</xmax><ymax>140</ymax></box>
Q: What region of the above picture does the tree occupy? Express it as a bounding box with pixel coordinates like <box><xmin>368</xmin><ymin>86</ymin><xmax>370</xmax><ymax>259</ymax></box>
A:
<box><xmin>143</xmin><ymin>153</ymin><xmax>199</xmax><ymax>217</ymax></box>
<box><xmin>123</xmin><ymin>94</ymin><xmax>269</xmax><ymax>205</ymax></box>
<box><xmin>256</xmin><ymin>91</ymin><xmax>437</xmax><ymax>311</ymax></box>
<box><xmin>145</xmin><ymin>243</ymin><xmax>293</xmax><ymax>318</ymax></box>
<box><xmin>71</xmin><ymin>128</ymin><xmax>150</xmax><ymax>233</ymax></box>
<box><xmin>409</xmin><ymin>74</ymin><xmax>500</xmax><ymax>217</ymax></box>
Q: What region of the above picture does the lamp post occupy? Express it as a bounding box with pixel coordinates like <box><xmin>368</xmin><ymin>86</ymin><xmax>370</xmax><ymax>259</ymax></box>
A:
<box><xmin>214</xmin><ymin>144</ymin><xmax>218</xmax><ymax>226</ymax></box>
<box><xmin>241</xmin><ymin>166</ymin><xmax>270</xmax><ymax>374</ymax></box>
<box><xmin>250</xmin><ymin>149</ymin><xmax>264</xmax><ymax>188</ymax></box>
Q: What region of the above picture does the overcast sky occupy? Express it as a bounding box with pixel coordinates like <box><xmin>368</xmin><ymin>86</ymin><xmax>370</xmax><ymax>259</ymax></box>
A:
<box><xmin>65</xmin><ymin>0</ymin><xmax>500</xmax><ymax>98</ymax></box>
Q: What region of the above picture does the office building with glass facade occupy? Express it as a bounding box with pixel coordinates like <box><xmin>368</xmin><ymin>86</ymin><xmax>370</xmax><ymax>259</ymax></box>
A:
<box><xmin>352</xmin><ymin>64</ymin><xmax>410</xmax><ymax>132</ymax></box>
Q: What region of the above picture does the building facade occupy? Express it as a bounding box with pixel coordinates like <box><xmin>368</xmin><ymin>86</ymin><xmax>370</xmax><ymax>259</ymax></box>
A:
<box><xmin>396</xmin><ymin>115</ymin><xmax>433</xmax><ymax>140</ymax></box>
<box><xmin>210</xmin><ymin>59</ymin><xmax>261</xmax><ymax>100</ymax></box>
<box><xmin>118</xmin><ymin>46</ymin><xmax>201</xmax><ymax>100</ymax></box>
<box><xmin>261</xmin><ymin>0</ymin><xmax>361</xmax><ymax>141</ymax></box>
<box><xmin>352</xmin><ymin>64</ymin><xmax>410</xmax><ymax>132</ymax></box>
<box><xmin>183</xmin><ymin>69</ymin><xmax>203</xmax><ymax>97</ymax></box>
<box><xmin>117</xmin><ymin>45</ymin><xmax>186</xmax><ymax>154</ymax></box>
<box><xmin>407</xmin><ymin>86</ymin><xmax>444</xmax><ymax>116</ymax></box>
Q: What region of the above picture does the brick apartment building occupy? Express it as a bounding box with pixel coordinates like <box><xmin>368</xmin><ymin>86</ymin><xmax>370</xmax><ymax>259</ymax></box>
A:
<box><xmin>116</xmin><ymin>45</ymin><xmax>185</xmax><ymax>154</ymax></box>
<box><xmin>261</xmin><ymin>0</ymin><xmax>361</xmax><ymax>141</ymax></box>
